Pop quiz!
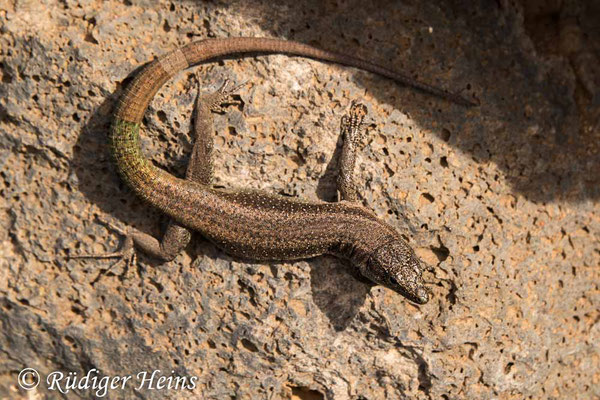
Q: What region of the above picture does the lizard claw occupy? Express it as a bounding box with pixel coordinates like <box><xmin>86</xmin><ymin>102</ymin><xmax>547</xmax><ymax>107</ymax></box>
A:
<box><xmin>217</xmin><ymin>78</ymin><xmax>248</xmax><ymax>96</ymax></box>
<box><xmin>210</xmin><ymin>78</ymin><xmax>247</xmax><ymax>113</ymax></box>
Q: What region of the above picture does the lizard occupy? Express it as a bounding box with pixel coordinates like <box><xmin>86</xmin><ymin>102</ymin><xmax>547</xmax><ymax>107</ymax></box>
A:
<box><xmin>84</xmin><ymin>37</ymin><xmax>475</xmax><ymax>304</ymax></box>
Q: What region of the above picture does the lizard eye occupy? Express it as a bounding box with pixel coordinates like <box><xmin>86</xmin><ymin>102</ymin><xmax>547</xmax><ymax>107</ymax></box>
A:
<box><xmin>389</xmin><ymin>276</ymin><xmax>399</xmax><ymax>286</ymax></box>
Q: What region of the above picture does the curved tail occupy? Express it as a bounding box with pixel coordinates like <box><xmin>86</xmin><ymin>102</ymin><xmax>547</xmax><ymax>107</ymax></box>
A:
<box><xmin>116</xmin><ymin>37</ymin><xmax>472</xmax><ymax>125</ymax></box>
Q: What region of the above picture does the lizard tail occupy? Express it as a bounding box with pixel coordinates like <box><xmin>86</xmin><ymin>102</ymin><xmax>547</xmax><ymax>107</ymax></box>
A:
<box><xmin>116</xmin><ymin>37</ymin><xmax>472</xmax><ymax>125</ymax></box>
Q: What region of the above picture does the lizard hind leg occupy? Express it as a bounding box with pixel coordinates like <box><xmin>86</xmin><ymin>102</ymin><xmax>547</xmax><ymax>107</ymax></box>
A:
<box><xmin>336</xmin><ymin>101</ymin><xmax>370</xmax><ymax>202</ymax></box>
<box><xmin>67</xmin><ymin>217</ymin><xmax>190</xmax><ymax>266</ymax></box>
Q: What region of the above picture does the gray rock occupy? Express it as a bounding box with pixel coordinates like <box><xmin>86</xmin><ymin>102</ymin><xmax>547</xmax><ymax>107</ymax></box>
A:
<box><xmin>1</xmin><ymin>0</ymin><xmax>599</xmax><ymax>399</ymax></box>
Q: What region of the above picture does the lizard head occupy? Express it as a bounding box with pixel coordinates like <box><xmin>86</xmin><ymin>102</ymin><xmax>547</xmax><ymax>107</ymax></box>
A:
<box><xmin>364</xmin><ymin>239</ymin><xmax>430</xmax><ymax>304</ymax></box>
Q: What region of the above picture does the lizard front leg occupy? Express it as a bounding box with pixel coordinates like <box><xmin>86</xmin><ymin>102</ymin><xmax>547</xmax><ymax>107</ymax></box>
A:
<box><xmin>336</xmin><ymin>102</ymin><xmax>369</xmax><ymax>202</ymax></box>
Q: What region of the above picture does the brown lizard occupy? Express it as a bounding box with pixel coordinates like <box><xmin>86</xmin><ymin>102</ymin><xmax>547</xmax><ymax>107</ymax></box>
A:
<box><xmin>84</xmin><ymin>37</ymin><xmax>475</xmax><ymax>304</ymax></box>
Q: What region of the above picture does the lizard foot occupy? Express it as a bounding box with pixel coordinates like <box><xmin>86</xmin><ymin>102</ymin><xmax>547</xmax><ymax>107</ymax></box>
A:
<box><xmin>195</xmin><ymin>72</ymin><xmax>247</xmax><ymax>114</ymax></box>
<box><xmin>340</xmin><ymin>101</ymin><xmax>370</xmax><ymax>146</ymax></box>
<box><xmin>67</xmin><ymin>218</ymin><xmax>137</xmax><ymax>275</ymax></box>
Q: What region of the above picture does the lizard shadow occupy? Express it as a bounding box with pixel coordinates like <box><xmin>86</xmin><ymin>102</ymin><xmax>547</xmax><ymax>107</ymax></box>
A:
<box><xmin>314</xmin><ymin>128</ymin><xmax>343</xmax><ymax>203</ymax></box>
<box><xmin>309</xmin><ymin>256</ymin><xmax>374</xmax><ymax>332</ymax></box>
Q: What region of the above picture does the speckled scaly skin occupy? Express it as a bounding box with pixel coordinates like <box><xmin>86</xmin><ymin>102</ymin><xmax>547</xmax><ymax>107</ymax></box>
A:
<box><xmin>108</xmin><ymin>37</ymin><xmax>469</xmax><ymax>304</ymax></box>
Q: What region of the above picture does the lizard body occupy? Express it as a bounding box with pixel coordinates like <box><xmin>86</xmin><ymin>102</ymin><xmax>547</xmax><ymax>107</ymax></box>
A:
<box><xmin>107</xmin><ymin>37</ymin><xmax>471</xmax><ymax>304</ymax></box>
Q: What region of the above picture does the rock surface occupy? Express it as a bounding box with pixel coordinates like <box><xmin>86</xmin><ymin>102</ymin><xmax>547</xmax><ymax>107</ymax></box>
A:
<box><xmin>1</xmin><ymin>0</ymin><xmax>599</xmax><ymax>399</ymax></box>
